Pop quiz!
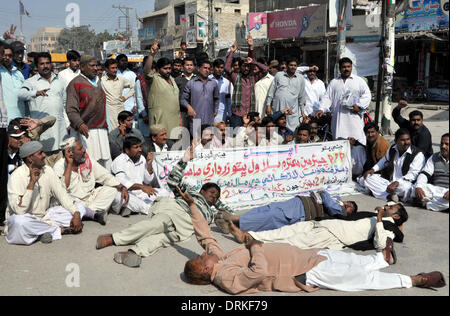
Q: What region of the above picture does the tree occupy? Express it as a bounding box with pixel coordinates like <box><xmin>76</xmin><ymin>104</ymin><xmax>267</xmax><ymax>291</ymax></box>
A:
<box><xmin>57</xmin><ymin>26</ymin><xmax>117</xmax><ymax>56</ymax></box>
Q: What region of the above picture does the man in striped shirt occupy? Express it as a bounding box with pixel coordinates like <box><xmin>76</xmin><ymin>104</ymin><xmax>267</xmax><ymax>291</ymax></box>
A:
<box><xmin>95</xmin><ymin>145</ymin><xmax>234</xmax><ymax>268</ymax></box>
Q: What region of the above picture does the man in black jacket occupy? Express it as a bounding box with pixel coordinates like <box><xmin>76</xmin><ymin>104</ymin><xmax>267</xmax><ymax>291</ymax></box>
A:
<box><xmin>392</xmin><ymin>100</ymin><xmax>433</xmax><ymax>158</ymax></box>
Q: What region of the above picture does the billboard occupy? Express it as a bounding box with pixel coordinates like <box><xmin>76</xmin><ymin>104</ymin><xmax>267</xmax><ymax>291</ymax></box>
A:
<box><xmin>248</xmin><ymin>12</ymin><xmax>268</xmax><ymax>43</ymax></box>
<box><xmin>396</xmin><ymin>0</ymin><xmax>449</xmax><ymax>32</ymax></box>
<box><xmin>268</xmin><ymin>6</ymin><xmax>325</xmax><ymax>39</ymax></box>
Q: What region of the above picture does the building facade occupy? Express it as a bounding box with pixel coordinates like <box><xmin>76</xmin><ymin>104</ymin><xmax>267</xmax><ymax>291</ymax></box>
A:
<box><xmin>28</xmin><ymin>27</ymin><xmax>63</xmax><ymax>53</ymax></box>
<box><xmin>139</xmin><ymin>0</ymin><xmax>249</xmax><ymax>58</ymax></box>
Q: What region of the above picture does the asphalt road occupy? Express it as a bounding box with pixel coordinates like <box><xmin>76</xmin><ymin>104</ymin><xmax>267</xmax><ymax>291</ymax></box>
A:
<box><xmin>0</xmin><ymin>105</ymin><xmax>448</xmax><ymax>297</ymax></box>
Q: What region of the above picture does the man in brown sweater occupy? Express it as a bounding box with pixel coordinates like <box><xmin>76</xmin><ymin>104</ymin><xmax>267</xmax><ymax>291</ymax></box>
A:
<box><xmin>66</xmin><ymin>55</ymin><xmax>112</xmax><ymax>170</ymax></box>
<box><xmin>363</xmin><ymin>122</ymin><xmax>391</xmax><ymax>174</ymax></box>
<box><xmin>179</xmin><ymin>188</ymin><xmax>445</xmax><ymax>294</ymax></box>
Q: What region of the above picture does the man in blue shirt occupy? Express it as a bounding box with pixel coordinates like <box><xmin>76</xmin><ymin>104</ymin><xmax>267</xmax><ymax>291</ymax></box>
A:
<box><xmin>210</xmin><ymin>59</ymin><xmax>232</xmax><ymax>123</ymax></box>
<box><xmin>10</xmin><ymin>41</ymin><xmax>30</xmax><ymax>79</ymax></box>
<box><xmin>215</xmin><ymin>190</ymin><xmax>357</xmax><ymax>234</ymax></box>
<box><xmin>0</xmin><ymin>43</ymin><xmax>26</xmax><ymax>122</ymax></box>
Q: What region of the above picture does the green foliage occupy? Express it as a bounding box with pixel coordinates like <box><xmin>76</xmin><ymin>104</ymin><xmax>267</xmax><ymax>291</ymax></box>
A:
<box><xmin>57</xmin><ymin>25</ymin><xmax>117</xmax><ymax>55</ymax></box>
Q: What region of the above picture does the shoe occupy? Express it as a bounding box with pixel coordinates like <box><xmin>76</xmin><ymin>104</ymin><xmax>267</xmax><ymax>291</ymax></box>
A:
<box><xmin>383</xmin><ymin>237</ymin><xmax>397</xmax><ymax>265</ymax></box>
<box><xmin>387</xmin><ymin>194</ymin><xmax>400</xmax><ymax>203</ymax></box>
<box><xmin>214</xmin><ymin>218</ymin><xmax>230</xmax><ymax>234</ymax></box>
<box><xmin>114</xmin><ymin>251</ymin><xmax>142</xmax><ymax>268</ymax></box>
<box><xmin>96</xmin><ymin>234</ymin><xmax>113</xmax><ymax>250</ymax></box>
<box><xmin>39</xmin><ymin>232</ymin><xmax>53</xmax><ymax>244</ymax></box>
<box><xmin>120</xmin><ymin>207</ymin><xmax>132</xmax><ymax>217</ymax></box>
<box><xmin>416</xmin><ymin>271</ymin><xmax>446</xmax><ymax>289</ymax></box>
<box><xmin>94</xmin><ymin>211</ymin><xmax>108</xmax><ymax>225</ymax></box>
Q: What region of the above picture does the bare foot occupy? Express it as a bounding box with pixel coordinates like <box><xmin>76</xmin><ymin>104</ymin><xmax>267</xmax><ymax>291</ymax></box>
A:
<box><xmin>229</xmin><ymin>220</ymin><xmax>246</xmax><ymax>244</ymax></box>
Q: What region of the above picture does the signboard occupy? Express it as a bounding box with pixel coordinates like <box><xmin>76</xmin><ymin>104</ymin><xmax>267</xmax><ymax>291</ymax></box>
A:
<box><xmin>198</xmin><ymin>21</ymin><xmax>219</xmax><ymax>38</ymax></box>
<box><xmin>186</xmin><ymin>29</ymin><xmax>197</xmax><ymax>48</ymax></box>
<box><xmin>153</xmin><ymin>141</ymin><xmax>356</xmax><ymax>209</ymax></box>
<box><xmin>268</xmin><ymin>5</ymin><xmax>325</xmax><ymax>39</ymax></box>
<box><xmin>248</xmin><ymin>12</ymin><xmax>268</xmax><ymax>44</ymax></box>
<box><xmin>396</xmin><ymin>0</ymin><xmax>449</xmax><ymax>32</ymax></box>
<box><xmin>346</xmin><ymin>15</ymin><xmax>381</xmax><ymax>43</ymax></box>
<box><xmin>138</xmin><ymin>27</ymin><xmax>155</xmax><ymax>41</ymax></box>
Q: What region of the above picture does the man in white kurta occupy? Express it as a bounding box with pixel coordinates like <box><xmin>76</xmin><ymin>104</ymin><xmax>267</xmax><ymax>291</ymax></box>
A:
<box><xmin>242</xmin><ymin>204</ymin><xmax>404</xmax><ymax>252</ymax></box>
<box><xmin>18</xmin><ymin>53</ymin><xmax>68</xmax><ymax>153</ymax></box>
<box><xmin>303</xmin><ymin>69</ymin><xmax>326</xmax><ymax>117</ymax></box>
<box><xmin>110</xmin><ymin>136</ymin><xmax>172</xmax><ymax>216</ymax></box>
<box><xmin>58</xmin><ymin>50</ymin><xmax>81</xmax><ymax>89</ymax></box>
<box><xmin>360</xmin><ymin>129</ymin><xmax>425</xmax><ymax>202</ymax></box>
<box><xmin>254</xmin><ymin>72</ymin><xmax>273</xmax><ymax>119</ymax></box>
<box><xmin>318</xmin><ymin>58</ymin><xmax>371</xmax><ymax>145</ymax></box>
<box><xmin>53</xmin><ymin>138</ymin><xmax>130</xmax><ymax>219</ymax></box>
<box><xmin>5</xmin><ymin>141</ymin><xmax>88</xmax><ymax>245</ymax></box>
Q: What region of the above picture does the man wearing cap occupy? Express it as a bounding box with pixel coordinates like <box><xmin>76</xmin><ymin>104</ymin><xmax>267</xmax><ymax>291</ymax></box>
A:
<box><xmin>10</xmin><ymin>41</ymin><xmax>31</xmax><ymax>79</ymax></box>
<box><xmin>66</xmin><ymin>55</ymin><xmax>112</xmax><ymax>170</ymax></box>
<box><xmin>0</xmin><ymin>42</ymin><xmax>26</xmax><ymax>122</ymax></box>
<box><xmin>6</xmin><ymin>120</ymin><xmax>25</xmax><ymax>177</ymax></box>
<box><xmin>5</xmin><ymin>141</ymin><xmax>98</xmax><ymax>245</ymax></box>
<box><xmin>53</xmin><ymin>137</ymin><xmax>131</xmax><ymax>221</ymax></box>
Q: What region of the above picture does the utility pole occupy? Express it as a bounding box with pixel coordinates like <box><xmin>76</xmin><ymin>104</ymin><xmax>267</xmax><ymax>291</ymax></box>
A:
<box><xmin>375</xmin><ymin>0</ymin><xmax>395</xmax><ymax>134</ymax></box>
<box><xmin>335</xmin><ymin>0</ymin><xmax>347</xmax><ymax>77</ymax></box>
<box><xmin>113</xmin><ymin>5</ymin><xmax>133</xmax><ymax>41</ymax></box>
<box><xmin>207</xmin><ymin>0</ymin><xmax>215</xmax><ymax>58</ymax></box>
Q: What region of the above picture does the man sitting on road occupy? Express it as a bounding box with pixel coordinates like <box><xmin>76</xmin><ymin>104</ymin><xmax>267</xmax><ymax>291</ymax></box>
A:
<box><xmin>110</xmin><ymin>136</ymin><xmax>170</xmax><ymax>217</ymax></box>
<box><xmin>109</xmin><ymin>110</ymin><xmax>145</xmax><ymax>160</ymax></box>
<box><xmin>414</xmin><ymin>133</ymin><xmax>449</xmax><ymax>212</ymax></box>
<box><xmin>359</xmin><ymin>128</ymin><xmax>425</xmax><ymax>202</ymax></box>
<box><xmin>5</xmin><ymin>141</ymin><xmax>95</xmax><ymax>245</ymax></box>
<box><xmin>53</xmin><ymin>137</ymin><xmax>130</xmax><ymax>225</ymax></box>
<box><xmin>181</xmin><ymin>188</ymin><xmax>445</xmax><ymax>294</ymax></box>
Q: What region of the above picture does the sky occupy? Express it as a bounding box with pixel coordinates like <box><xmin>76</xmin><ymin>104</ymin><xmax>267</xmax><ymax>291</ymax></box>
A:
<box><xmin>0</xmin><ymin>0</ymin><xmax>155</xmax><ymax>41</ymax></box>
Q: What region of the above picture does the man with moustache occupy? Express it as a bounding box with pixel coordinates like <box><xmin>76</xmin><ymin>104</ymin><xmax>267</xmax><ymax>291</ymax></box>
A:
<box><xmin>109</xmin><ymin>110</ymin><xmax>145</xmax><ymax>160</ymax></box>
<box><xmin>360</xmin><ymin>129</ymin><xmax>425</xmax><ymax>202</ymax></box>
<box><xmin>210</xmin><ymin>59</ymin><xmax>232</xmax><ymax>123</ymax></box>
<box><xmin>10</xmin><ymin>41</ymin><xmax>30</xmax><ymax>79</ymax></box>
<box><xmin>316</xmin><ymin>57</ymin><xmax>371</xmax><ymax>145</ymax></box>
<box><xmin>53</xmin><ymin>138</ymin><xmax>130</xmax><ymax>223</ymax></box>
<box><xmin>362</xmin><ymin>122</ymin><xmax>391</xmax><ymax>173</ymax></box>
<box><xmin>143</xmin><ymin>41</ymin><xmax>180</xmax><ymax>141</ymax></box>
<box><xmin>265</xmin><ymin>56</ymin><xmax>307</xmax><ymax>131</ymax></box>
<box><xmin>225</xmin><ymin>41</ymin><xmax>268</xmax><ymax>128</ymax></box>
<box><xmin>414</xmin><ymin>133</ymin><xmax>449</xmax><ymax>212</ymax></box>
<box><xmin>116</xmin><ymin>54</ymin><xmax>137</xmax><ymax>115</ymax></box>
<box><xmin>181</xmin><ymin>60</ymin><xmax>219</xmax><ymax>134</ymax></box>
<box><xmin>18</xmin><ymin>52</ymin><xmax>68</xmax><ymax>155</ymax></box>
<box><xmin>392</xmin><ymin>100</ymin><xmax>433</xmax><ymax>159</ymax></box>
<box><xmin>5</xmin><ymin>141</ymin><xmax>92</xmax><ymax>245</ymax></box>
<box><xmin>96</xmin><ymin>145</ymin><xmax>233</xmax><ymax>267</ymax></box>
<box><xmin>66</xmin><ymin>55</ymin><xmax>112</xmax><ymax>170</ymax></box>
<box><xmin>101</xmin><ymin>59</ymin><xmax>135</xmax><ymax>131</ymax></box>
<box><xmin>0</xmin><ymin>43</ymin><xmax>26</xmax><ymax>122</ymax></box>
<box><xmin>175</xmin><ymin>57</ymin><xmax>196</xmax><ymax>130</ymax></box>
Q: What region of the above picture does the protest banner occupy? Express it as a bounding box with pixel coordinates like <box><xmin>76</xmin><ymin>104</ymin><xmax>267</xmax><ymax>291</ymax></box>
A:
<box><xmin>153</xmin><ymin>140</ymin><xmax>357</xmax><ymax>209</ymax></box>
